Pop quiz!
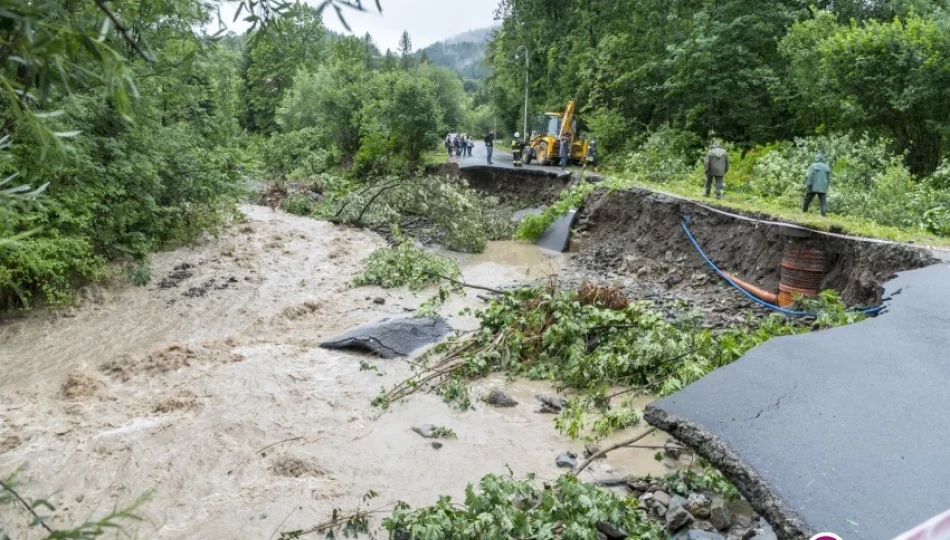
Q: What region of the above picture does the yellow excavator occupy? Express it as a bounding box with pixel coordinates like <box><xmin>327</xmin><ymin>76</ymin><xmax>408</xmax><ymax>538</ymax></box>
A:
<box><xmin>522</xmin><ymin>100</ymin><xmax>590</xmax><ymax>166</ymax></box>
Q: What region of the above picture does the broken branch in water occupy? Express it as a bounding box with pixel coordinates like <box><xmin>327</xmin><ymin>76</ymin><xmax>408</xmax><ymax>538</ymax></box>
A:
<box><xmin>573</xmin><ymin>427</ymin><xmax>658</xmax><ymax>475</ymax></box>
<box><xmin>426</xmin><ymin>272</ymin><xmax>506</xmax><ymax>295</ymax></box>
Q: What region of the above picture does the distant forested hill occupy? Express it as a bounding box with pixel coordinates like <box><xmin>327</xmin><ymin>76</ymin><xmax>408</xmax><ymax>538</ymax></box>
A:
<box><xmin>420</xmin><ymin>27</ymin><xmax>493</xmax><ymax>80</ymax></box>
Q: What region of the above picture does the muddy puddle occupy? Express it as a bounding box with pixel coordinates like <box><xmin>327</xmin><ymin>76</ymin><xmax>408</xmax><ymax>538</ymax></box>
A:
<box><xmin>0</xmin><ymin>207</ymin><xmax>678</xmax><ymax>538</ymax></box>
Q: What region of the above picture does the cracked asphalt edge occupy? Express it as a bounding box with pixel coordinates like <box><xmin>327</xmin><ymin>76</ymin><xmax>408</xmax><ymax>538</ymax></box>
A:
<box><xmin>644</xmin><ymin>405</ymin><xmax>814</xmax><ymax>540</ymax></box>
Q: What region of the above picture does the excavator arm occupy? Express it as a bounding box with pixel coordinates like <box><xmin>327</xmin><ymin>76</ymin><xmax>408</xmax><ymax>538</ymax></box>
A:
<box><xmin>558</xmin><ymin>100</ymin><xmax>576</xmax><ymax>140</ymax></box>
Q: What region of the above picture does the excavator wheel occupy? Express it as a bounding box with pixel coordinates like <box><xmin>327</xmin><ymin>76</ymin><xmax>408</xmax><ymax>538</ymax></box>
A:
<box><xmin>522</xmin><ymin>146</ymin><xmax>533</xmax><ymax>165</ymax></box>
<box><xmin>537</xmin><ymin>142</ymin><xmax>549</xmax><ymax>165</ymax></box>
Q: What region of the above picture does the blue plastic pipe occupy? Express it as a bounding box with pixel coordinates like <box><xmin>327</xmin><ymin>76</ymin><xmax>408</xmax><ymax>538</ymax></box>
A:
<box><xmin>680</xmin><ymin>217</ymin><xmax>883</xmax><ymax>318</ymax></box>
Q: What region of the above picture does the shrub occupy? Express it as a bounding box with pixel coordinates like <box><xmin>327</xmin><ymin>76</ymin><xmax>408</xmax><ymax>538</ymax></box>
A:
<box><xmin>383</xmin><ymin>473</ymin><xmax>664</xmax><ymax>540</ymax></box>
<box><xmin>354</xmin><ymin>239</ymin><xmax>461</xmax><ymax>291</ymax></box>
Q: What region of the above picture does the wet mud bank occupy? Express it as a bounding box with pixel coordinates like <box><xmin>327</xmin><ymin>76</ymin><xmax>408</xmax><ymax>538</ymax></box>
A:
<box><xmin>577</xmin><ymin>187</ymin><xmax>936</xmax><ymax>306</ymax></box>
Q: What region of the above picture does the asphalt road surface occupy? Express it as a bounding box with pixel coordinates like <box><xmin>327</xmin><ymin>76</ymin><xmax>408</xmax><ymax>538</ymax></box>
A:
<box><xmin>451</xmin><ymin>141</ymin><xmax>575</xmax><ymax>175</ymax></box>
<box><xmin>647</xmin><ymin>263</ymin><xmax>950</xmax><ymax>540</ymax></box>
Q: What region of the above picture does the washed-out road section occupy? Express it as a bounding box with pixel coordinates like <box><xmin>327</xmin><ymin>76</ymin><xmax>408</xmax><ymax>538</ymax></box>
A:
<box><xmin>646</xmin><ymin>263</ymin><xmax>950</xmax><ymax>540</ymax></box>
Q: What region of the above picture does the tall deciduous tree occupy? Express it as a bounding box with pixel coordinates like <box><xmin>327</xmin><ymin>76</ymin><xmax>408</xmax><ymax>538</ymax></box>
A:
<box><xmin>242</xmin><ymin>4</ymin><xmax>326</xmax><ymax>133</ymax></box>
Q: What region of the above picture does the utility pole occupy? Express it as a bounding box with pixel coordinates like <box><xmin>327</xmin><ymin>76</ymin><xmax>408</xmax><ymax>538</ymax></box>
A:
<box><xmin>515</xmin><ymin>46</ymin><xmax>529</xmax><ymax>141</ymax></box>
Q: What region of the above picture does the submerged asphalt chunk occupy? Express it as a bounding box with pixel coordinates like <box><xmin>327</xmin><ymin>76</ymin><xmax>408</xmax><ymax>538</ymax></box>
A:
<box><xmin>646</xmin><ymin>264</ymin><xmax>950</xmax><ymax>540</ymax></box>
<box><xmin>320</xmin><ymin>317</ymin><xmax>452</xmax><ymax>359</ymax></box>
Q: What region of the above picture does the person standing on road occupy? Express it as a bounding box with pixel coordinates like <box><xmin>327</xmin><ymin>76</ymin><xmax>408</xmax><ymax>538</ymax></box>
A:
<box><xmin>511</xmin><ymin>132</ymin><xmax>523</xmax><ymax>166</ymax></box>
<box><xmin>444</xmin><ymin>134</ymin><xmax>453</xmax><ymax>158</ymax></box>
<box><xmin>704</xmin><ymin>141</ymin><xmax>729</xmax><ymax>199</ymax></box>
<box><xmin>454</xmin><ymin>135</ymin><xmax>462</xmax><ymax>157</ymax></box>
<box><xmin>559</xmin><ymin>134</ymin><xmax>570</xmax><ymax>170</ymax></box>
<box><xmin>803</xmin><ymin>153</ymin><xmax>831</xmax><ymax>216</ymax></box>
<box><xmin>484</xmin><ymin>130</ymin><xmax>495</xmax><ymax>165</ymax></box>
<box><xmin>467</xmin><ymin>136</ymin><xmax>474</xmax><ymax>157</ymax></box>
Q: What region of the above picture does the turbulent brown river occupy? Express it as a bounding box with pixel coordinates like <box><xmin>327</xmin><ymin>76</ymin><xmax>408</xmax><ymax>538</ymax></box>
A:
<box><xmin>0</xmin><ymin>206</ymin><xmax>673</xmax><ymax>538</ymax></box>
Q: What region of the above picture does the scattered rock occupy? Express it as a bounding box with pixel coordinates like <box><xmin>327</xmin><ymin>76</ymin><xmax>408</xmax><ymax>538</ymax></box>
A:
<box><xmin>664</xmin><ymin>273</ymin><xmax>684</xmax><ymax>288</ymax></box>
<box><xmin>536</xmin><ymin>394</ymin><xmax>566</xmax><ymax>413</ymax></box>
<box><xmin>183</xmin><ymin>287</ymin><xmax>207</xmax><ymax>298</ymax></box>
<box><xmin>584</xmin><ymin>442</ymin><xmax>602</xmax><ymax>459</ymax></box>
<box><xmin>485</xmin><ymin>389</ymin><xmax>518</xmax><ymax>408</ymax></box>
<box><xmin>709</xmin><ymin>498</ymin><xmax>731</xmax><ymax>531</ymax></box>
<box><xmin>596</xmin><ymin>521</ymin><xmax>628</xmax><ymax>539</ymax></box>
<box><xmin>412</xmin><ymin>425</ymin><xmax>436</xmax><ymax>439</ymax></box>
<box><xmin>656</xmin><ymin>505</ymin><xmax>667</xmax><ymax>518</ymax></box>
<box><xmin>320</xmin><ymin>317</ymin><xmax>452</xmax><ymax>359</ymax></box>
<box><xmin>751</xmin><ymin>520</ymin><xmax>777</xmax><ymax>540</ymax></box>
<box><xmin>627</xmin><ymin>480</ymin><xmax>650</xmax><ymax>492</ymax></box>
<box><xmin>675</xmin><ymin>530</ymin><xmax>726</xmax><ymax>540</ymax></box>
<box><xmin>373</xmin><ymin>297</ymin><xmax>386</xmax><ymax>305</ymax></box>
<box><xmin>637</xmin><ymin>266</ymin><xmax>649</xmax><ymax>277</ymax></box>
<box><xmin>555</xmin><ymin>452</ymin><xmax>577</xmax><ymax>469</ymax></box>
<box><xmin>685</xmin><ymin>493</ymin><xmax>712</xmax><ymax>519</ymax></box>
<box><xmin>653</xmin><ymin>490</ymin><xmax>672</xmax><ymax>508</ymax></box>
<box><xmin>666</xmin><ymin>506</ymin><xmax>694</xmax><ymax>532</ymax></box>
<box><xmin>664</xmin><ymin>437</ymin><xmax>685</xmax><ymax>458</ymax></box>
<box><xmin>431</xmin><ymin>442</ymin><xmax>443</xmax><ymax>450</ymax></box>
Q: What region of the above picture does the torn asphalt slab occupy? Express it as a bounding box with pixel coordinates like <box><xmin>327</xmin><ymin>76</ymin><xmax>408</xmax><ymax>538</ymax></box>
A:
<box><xmin>320</xmin><ymin>317</ymin><xmax>452</xmax><ymax>359</ymax></box>
<box><xmin>645</xmin><ymin>264</ymin><xmax>950</xmax><ymax>540</ymax></box>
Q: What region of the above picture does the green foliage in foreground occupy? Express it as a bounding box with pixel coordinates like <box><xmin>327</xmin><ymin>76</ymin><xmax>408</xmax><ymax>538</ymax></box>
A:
<box><xmin>354</xmin><ymin>240</ymin><xmax>460</xmax><ymax>291</ymax></box>
<box><xmin>382</xmin><ymin>473</ymin><xmax>664</xmax><ymax>540</ymax></box>
<box><xmin>1</xmin><ymin>470</ymin><xmax>149</xmax><ymax>539</ymax></box>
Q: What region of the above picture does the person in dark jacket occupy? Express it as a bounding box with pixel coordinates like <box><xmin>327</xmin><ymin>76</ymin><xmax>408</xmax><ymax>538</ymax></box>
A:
<box><xmin>704</xmin><ymin>142</ymin><xmax>729</xmax><ymax>199</ymax></box>
<box><xmin>559</xmin><ymin>134</ymin><xmax>570</xmax><ymax>170</ymax></box>
<box><xmin>803</xmin><ymin>153</ymin><xmax>831</xmax><ymax>216</ymax></box>
<box><xmin>484</xmin><ymin>131</ymin><xmax>495</xmax><ymax>164</ymax></box>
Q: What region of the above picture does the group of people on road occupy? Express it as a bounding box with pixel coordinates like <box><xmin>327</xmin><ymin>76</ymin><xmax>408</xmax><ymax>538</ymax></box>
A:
<box><xmin>445</xmin><ymin>133</ymin><xmax>474</xmax><ymax>158</ymax></box>
<box><xmin>704</xmin><ymin>142</ymin><xmax>831</xmax><ymax>216</ymax></box>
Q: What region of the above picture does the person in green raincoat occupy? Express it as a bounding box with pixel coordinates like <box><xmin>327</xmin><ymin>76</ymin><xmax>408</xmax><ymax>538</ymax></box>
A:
<box><xmin>803</xmin><ymin>153</ymin><xmax>831</xmax><ymax>216</ymax></box>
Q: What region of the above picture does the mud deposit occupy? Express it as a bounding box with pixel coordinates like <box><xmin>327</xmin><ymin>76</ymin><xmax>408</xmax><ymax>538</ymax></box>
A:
<box><xmin>0</xmin><ymin>207</ymin><xmax>676</xmax><ymax>538</ymax></box>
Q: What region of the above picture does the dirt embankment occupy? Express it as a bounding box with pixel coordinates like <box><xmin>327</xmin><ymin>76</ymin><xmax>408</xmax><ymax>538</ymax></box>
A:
<box><xmin>577</xmin><ymin>187</ymin><xmax>936</xmax><ymax>306</ymax></box>
<box><xmin>455</xmin><ymin>164</ymin><xmax>937</xmax><ymax>307</ymax></box>
<box><xmin>442</xmin><ymin>163</ymin><xmax>573</xmax><ymax>205</ymax></box>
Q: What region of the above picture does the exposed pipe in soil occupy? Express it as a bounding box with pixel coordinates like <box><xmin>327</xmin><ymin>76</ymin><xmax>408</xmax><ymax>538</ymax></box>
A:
<box><xmin>721</xmin><ymin>271</ymin><xmax>778</xmax><ymax>305</ymax></box>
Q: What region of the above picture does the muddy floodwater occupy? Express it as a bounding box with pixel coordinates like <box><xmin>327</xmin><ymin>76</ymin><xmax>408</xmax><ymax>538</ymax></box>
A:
<box><xmin>0</xmin><ymin>206</ymin><xmax>675</xmax><ymax>538</ymax></box>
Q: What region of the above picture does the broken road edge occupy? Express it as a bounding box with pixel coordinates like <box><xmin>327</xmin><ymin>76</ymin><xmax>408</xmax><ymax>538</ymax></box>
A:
<box><xmin>644</xmin><ymin>405</ymin><xmax>813</xmax><ymax>540</ymax></box>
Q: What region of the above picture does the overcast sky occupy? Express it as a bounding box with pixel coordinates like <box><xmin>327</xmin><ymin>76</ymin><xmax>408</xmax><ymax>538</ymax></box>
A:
<box><xmin>218</xmin><ymin>0</ymin><xmax>499</xmax><ymax>52</ymax></box>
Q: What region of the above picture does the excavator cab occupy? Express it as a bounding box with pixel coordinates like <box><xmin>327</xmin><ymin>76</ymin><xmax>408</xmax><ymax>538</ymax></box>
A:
<box><xmin>522</xmin><ymin>101</ymin><xmax>590</xmax><ymax>166</ymax></box>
